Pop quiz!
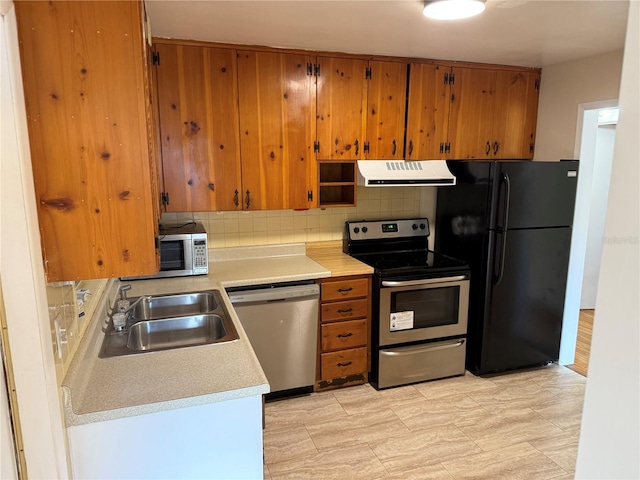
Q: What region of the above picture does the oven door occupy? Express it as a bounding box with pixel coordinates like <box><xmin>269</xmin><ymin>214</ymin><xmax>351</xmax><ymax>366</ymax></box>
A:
<box><xmin>378</xmin><ymin>275</ymin><xmax>469</xmax><ymax>346</ymax></box>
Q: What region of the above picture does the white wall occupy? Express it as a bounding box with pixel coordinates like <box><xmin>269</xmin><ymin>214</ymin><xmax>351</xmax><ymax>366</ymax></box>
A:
<box><xmin>0</xmin><ymin>4</ymin><xmax>70</xmax><ymax>478</ymax></box>
<box><xmin>580</xmin><ymin>124</ymin><xmax>615</xmax><ymax>309</ymax></box>
<box><xmin>535</xmin><ymin>50</ymin><xmax>623</xmax><ymax>161</ymax></box>
<box><xmin>536</xmin><ymin>51</ymin><xmax>624</xmax><ymax>365</ymax></box>
<box><xmin>575</xmin><ymin>1</ymin><xmax>639</xmax><ymax>477</ymax></box>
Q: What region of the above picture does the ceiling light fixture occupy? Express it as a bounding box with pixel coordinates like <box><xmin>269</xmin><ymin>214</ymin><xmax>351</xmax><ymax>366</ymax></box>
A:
<box><xmin>423</xmin><ymin>0</ymin><xmax>486</xmax><ymax>20</ymax></box>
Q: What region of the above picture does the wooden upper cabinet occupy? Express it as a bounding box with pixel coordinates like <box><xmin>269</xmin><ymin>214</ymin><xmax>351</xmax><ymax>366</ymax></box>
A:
<box><xmin>405</xmin><ymin>63</ymin><xmax>451</xmax><ymax>160</ymax></box>
<box><xmin>522</xmin><ymin>71</ymin><xmax>541</xmax><ymax>159</ymax></box>
<box><xmin>448</xmin><ymin>67</ymin><xmax>497</xmax><ymax>159</ymax></box>
<box><xmin>492</xmin><ymin>70</ymin><xmax>541</xmax><ymax>159</ymax></box>
<box><xmin>15</xmin><ymin>0</ymin><xmax>158</xmax><ymax>281</ymax></box>
<box><xmin>237</xmin><ymin>51</ymin><xmax>316</xmax><ymax>210</ymax></box>
<box><xmin>154</xmin><ymin>43</ymin><xmax>241</xmax><ymax>211</ymax></box>
<box><xmin>447</xmin><ymin>67</ymin><xmax>541</xmax><ymax>160</ymax></box>
<box><xmin>365</xmin><ymin>61</ymin><xmax>407</xmax><ymax>160</ymax></box>
<box><xmin>316</xmin><ymin>57</ymin><xmax>367</xmax><ymax>160</ymax></box>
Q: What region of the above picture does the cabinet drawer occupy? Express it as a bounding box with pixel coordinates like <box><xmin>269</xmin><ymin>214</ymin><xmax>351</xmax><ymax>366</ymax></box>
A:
<box><xmin>321</xmin><ymin>319</ymin><xmax>367</xmax><ymax>352</ymax></box>
<box><xmin>321</xmin><ymin>347</ymin><xmax>367</xmax><ymax>379</ymax></box>
<box><xmin>321</xmin><ymin>298</ymin><xmax>368</xmax><ymax>323</ymax></box>
<box><xmin>321</xmin><ymin>278</ymin><xmax>368</xmax><ymax>301</ymax></box>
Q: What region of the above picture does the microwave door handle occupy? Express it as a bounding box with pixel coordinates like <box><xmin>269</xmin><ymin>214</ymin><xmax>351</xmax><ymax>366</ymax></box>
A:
<box><xmin>381</xmin><ymin>276</ymin><xmax>467</xmax><ymax>287</ymax></box>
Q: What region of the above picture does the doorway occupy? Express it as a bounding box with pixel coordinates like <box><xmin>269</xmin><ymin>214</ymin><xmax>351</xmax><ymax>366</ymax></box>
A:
<box><xmin>561</xmin><ymin>103</ymin><xmax>618</xmax><ymax>376</ymax></box>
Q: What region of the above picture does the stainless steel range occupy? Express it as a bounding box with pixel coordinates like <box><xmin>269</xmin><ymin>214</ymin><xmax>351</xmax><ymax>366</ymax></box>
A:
<box><xmin>343</xmin><ymin>218</ymin><xmax>470</xmax><ymax>389</ymax></box>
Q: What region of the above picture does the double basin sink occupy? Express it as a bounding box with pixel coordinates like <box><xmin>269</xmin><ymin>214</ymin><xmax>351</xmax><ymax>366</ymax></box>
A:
<box><xmin>100</xmin><ymin>290</ymin><xmax>239</xmax><ymax>358</ymax></box>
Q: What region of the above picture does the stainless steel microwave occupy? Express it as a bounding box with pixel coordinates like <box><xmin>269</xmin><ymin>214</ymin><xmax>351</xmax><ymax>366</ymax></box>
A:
<box><xmin>123</xmin><ymin>222</ymin><xmax>208</xmax><ymax>280</ymax></box>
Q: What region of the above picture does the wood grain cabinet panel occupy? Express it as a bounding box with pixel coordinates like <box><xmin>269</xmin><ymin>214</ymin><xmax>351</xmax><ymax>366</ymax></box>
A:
<box><xmin>316</xmin><ymin>57</ymin><xmax>367</xmax><ymax>160</ymax></box>
<box><xmin>316</xmin><ymin>275</ymin><xmax>371</xmax><ymax>391</ymax></box>
<box><xmin>448</xmin><ymin>67</ymin><xmax>497</xmax><ymax>160</ymax></box>
<box><xmin>493</xmin><ymin>70</ymin><xmax>541</xmax><ymax>159</ymax></box>
<box><xmin>321</xmin><ymin>347</ymin><xmax>368</xmax><ymax>379</ymax></box>
<box><xmin>154</xmin><ymin>43</ymin><xmax>241</xmax><ymax>211</ymax></box>
<box><xmin>448</xmin><ymin>67</ymin><xmax>541</xmax><ymax>160</ymax></box>
<box><xmin>15</xmin><ymin>0</ymin><xmax>159</xmax><ymax>281</ymax></box>
<box><xmin>320</xmin><ymin>278</ymin><xmax>369</xmax><ymax>302</ymax></box>
<box><xmin>321</xmin><ymin>320</ymin><xmax>367</xmax><ymax>352</ymax></box>
<box><xmin>237</xmin><ymin>51</ymin><xmax>316</xmax><ymax>210</ymax></box>
<box><xmin>365</xmin><ymin>61</ymin><xmax>407</xmax><ymax>160</ymax></box>
<box><xmin>321</xmin><ymin>298</ymin><xmax>369</xmax><ymax>323</ymax></box>
<box><xmin>405</xmin><ymin>63</ymin><xmax>451</xmax><ymax>161</ymax></box>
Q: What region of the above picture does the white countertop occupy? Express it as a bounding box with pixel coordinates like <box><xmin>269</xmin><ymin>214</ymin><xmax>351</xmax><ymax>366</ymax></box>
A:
<box><xmin>62</xmin><ymin>244</ymin><xmax>332</xmax><ymax>426</ymax></box>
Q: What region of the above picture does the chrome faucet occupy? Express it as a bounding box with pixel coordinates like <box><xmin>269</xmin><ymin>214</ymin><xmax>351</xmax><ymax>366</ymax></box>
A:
<box><xmin>111</xmin><ymin>284</ymin><xmax>149</xmax><ymax>332</ymax></box>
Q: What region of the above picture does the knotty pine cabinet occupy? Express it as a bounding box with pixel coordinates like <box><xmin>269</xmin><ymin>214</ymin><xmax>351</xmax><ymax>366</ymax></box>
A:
<box><xmin>315</xmin><ymin>57</ymin><xmax>367</xmax><ymax>161</ymax></box>
<box><xmin>365</xmin><ymin>61</ymin><xmax>408</xmax><ymax>161</ymax></box>
<box><xmin>237</xmin><ymin>51</ymin><xmax>317</xmax><ymax>210</ymax></box>
<box><xmin>317</xmin><ymin>59</ymin><xmax>406</xmax><ymax>206</ymax></box>
<box><xmin>407</xmin><ymin>64</ymin><xmax>540</xmax><ymax>161</ymax></box>
<box><xmin>153</xmin><ymin>43</ymin><xmax>241</xmax><ymax>211</ymax></box>
<box><xmin>152</xmin><ymin>39</ymin><xmax>542</xmax><ymax>211</ymax></box>
<box><xmin>448</xmin><ymin>67</ymin><xmax>541</xmax><ymax>160</ymax></box>
<box><xmin>155</xmin><ymin>44</ymin><xmax>317</xmax><ymax>211</ymax></box>
<box><xmin>315</xmin><ymin>276</ymin><xmax>371</xmax><ymax>391</ymax></box>
<box><xmin>405</xmin><ymin>63</ymin><xmax>451</xmax><ymax>160</ymax></box>
<box><xmin>15</xmin><ymin>0</ymin><xmax>160</xmax><ymax>282</ymax></box>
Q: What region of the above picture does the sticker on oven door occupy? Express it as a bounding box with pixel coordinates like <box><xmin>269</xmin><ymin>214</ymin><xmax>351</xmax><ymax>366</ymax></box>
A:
<box><xmin>390</xmin><ymin>311</ymin><xmax>414</xmax><ymax>331</ymax></box>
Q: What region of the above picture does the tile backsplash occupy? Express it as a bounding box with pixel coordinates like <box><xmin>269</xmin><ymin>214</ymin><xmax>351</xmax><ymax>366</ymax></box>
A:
<box><xmin>46</xmin><ymin>279</ymin><xmax>108</xmax><ymax>383</ymax></box>
<box><xmin>161</xmin><ymin>187</ymin><xmax>436</xmax><ymax>248</ymax></box>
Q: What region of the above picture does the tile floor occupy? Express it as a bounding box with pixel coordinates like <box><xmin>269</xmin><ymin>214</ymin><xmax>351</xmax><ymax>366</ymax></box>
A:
<box><xmin>263</xmin><ymin>364</ymin><xmax>586</xmax><ymax>479</ymax></box>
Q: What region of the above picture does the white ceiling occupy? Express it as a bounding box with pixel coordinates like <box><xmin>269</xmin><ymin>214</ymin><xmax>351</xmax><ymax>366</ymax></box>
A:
<box><xmin>145</xmin><ymin>0</ymin><xmax>629</xmax><ymax>68</ymax></box>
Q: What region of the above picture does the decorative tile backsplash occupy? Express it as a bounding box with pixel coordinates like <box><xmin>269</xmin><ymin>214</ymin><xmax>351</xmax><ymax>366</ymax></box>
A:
<box><xmin>161</xmin><ymin>187</ymin><xmax>436</xmax><ymax>248</ymax></box>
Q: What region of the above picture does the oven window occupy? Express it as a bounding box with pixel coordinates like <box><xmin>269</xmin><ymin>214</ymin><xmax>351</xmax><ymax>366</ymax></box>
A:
<box><xmin>160</xmin><ymin>240</ymin><xmax>185</xmax><ymax>271</ymax></box>
<box><xmin>391</xmin><ymin>286</ymin><xmax>460</xmax><ymax>329</ymax></box>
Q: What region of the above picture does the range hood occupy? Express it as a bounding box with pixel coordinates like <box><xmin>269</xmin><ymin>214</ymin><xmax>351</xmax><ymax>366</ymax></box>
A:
<box><xmin>357</xmin><ymin>160</ymin><xmax>456</xmax><ymax>187</ymax></box>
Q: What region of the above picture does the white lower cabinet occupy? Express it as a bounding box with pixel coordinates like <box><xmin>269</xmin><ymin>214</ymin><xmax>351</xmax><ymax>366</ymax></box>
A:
<box><xmin>67</xmin><ymin>395</ymin><xmax>263</xmax><ymax>479</ymax></box>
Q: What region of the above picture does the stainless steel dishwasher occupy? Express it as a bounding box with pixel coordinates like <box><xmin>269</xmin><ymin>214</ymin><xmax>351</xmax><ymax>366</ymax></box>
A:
<box><xmin>227</xmin><ymin>282</ymin><xmax>319</xmax><ymax>397</ymax></box>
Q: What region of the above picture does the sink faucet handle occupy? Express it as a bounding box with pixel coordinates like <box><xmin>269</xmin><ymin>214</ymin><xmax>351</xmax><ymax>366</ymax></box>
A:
<box><xmin>112</xmin><ymin>312</ymin><xmax>127</xmax><ymax>332</ymax></box>
<box><xmin>117</xmin><ymin>299</ymin><xmax>130</xmax><ymax>313</ymax></box>
<box><xmin>118</xmin><ymin>284</ymin><xmax>132</xmax><ymax>300</ymax></box>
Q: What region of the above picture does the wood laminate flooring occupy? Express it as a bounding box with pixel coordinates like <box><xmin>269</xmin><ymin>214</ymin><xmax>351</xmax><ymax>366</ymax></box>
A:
<box><xmin>567</xmin><ymin>309</ymin><xmax>594</xmax><ymax>377</ymax></box>
<box><xmin>263</xmin><ymin>364</ymin><xmax>586</xmax><ymax>479</ymax></box>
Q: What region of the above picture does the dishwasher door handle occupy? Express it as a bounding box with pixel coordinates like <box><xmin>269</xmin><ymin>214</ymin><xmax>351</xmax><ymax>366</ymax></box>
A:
<box><xmin>228</xmin><ymin>284</ymin><xmax>320</xmax><ymax>304</ymax></box>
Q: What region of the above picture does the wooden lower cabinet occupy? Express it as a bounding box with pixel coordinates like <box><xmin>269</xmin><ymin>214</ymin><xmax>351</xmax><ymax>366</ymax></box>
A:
<box><xmin>315</xmin><ymin>275</ymin><xmax>371</xmax><ymax>391</ymax></box>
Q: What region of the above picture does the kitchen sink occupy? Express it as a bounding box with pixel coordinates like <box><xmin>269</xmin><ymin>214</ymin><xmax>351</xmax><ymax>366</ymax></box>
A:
<box><xmin>129</xmin><ymin>292</ymin><xmax>219</xmax><ymax>321</ymax></box>
<box><xmin>99</xmin><ymin>289</ymin><xmax>238</xmax><ymax>358</ymax></box>
<box><xmin>127</xmin><ymin>314</ymin><xmax>237</xmax><ymax>352</ymax></box>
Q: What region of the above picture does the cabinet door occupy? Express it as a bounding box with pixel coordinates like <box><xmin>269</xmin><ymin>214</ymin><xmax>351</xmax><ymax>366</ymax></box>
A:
<box><xmin>365</xmin><ymin>61</ymin><xmax>407</xmax><ymax>160</ymax></box>
<box><xmin>405</xmin><ymin>63</ymin><xmax>451</xmax><ymax>160</ymax></box>
<box><xmin>15</xmin><ymin>0</ymin><xmax>158</xmax><ymax>281</ymax></box>
<box><xmin>448</xmin><ymin>67</ymin><xmax>497</xmax><ymax>160</ymax></box>
<box><xmin>316</xmin><ymin>57</ymin><xmax>367</xmax><ymax>160</ymax></box>
<box><xmin>492</xmin><ymin>70</ymin><xmax>540</xmax><ymax>159</ymax></box>
<box><xmin>237</xmin><ymin>51</ymin><xmax>316</xmax><ymax>210</ymax></box>
<box><xmin>155</xmin><ymin>44</ymin><xmax>241</xmax><ymax>212</ymax></box>
<box><xmin>522</xmin><ymin>72</ymin><xmax>541</xmax><ymax>159</ymax></box>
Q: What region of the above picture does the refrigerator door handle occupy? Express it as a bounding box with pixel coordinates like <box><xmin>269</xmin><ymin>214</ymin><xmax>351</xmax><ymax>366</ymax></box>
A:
<box><xmin>494</xmin><ymin>173</ymin><xmax>511</xmax><ymax>285</ymax></box>
<box><xmin>498</xmin><ymin>172</ymin><xmax>511</xmax><ymax>230</ymax></box>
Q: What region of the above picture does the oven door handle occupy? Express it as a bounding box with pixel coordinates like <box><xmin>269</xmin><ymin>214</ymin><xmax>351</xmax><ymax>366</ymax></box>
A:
<box><xmin>381</xmin><ymin>276</ymin><xmax>467</xmax><ymax>287</ymax></box>
<box><xmin>382</xmin><ymin>339</ymin><xmax>465</xmax><ymax>355</ymax></box>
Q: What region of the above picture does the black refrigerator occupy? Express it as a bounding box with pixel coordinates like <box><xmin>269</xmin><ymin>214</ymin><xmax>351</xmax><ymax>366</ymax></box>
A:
<box><xmin>435</xmin><ymin>160</ymin><xmax>579</xmax><ymax>375</ymax></box>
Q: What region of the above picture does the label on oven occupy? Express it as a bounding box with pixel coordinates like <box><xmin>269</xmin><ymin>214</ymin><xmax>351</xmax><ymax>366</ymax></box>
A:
<box><xmin>390</xmin><ymin>311</ymin><xmax>414</xmax><ymax>331</ymax></box>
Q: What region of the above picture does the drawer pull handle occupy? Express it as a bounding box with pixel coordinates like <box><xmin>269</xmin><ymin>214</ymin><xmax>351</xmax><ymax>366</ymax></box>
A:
<box><xmin>337</xmin><ymin>308</ymin><xmax>353</xmax><ymax>313</ymax></box>
<box><xmin>337</xmin><ymin>361</ymin><xmax>352</xmax><ymax>367</ymax></box>
<box><xmin>337</xmin><ymin>287</ymin><xmax>353</xmax><ymax>293</ymax></box>
<box><xmin>337</xmin><ymin>333</ymin><xmax>353</xmax><ymax>338</ymax></box>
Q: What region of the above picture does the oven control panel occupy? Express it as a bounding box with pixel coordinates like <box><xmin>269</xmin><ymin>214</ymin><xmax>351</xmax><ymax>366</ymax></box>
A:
<box><xmin>347</xmin><ymin>219</ymin><xmax>430</xmax><ymax>240</ymax></box>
